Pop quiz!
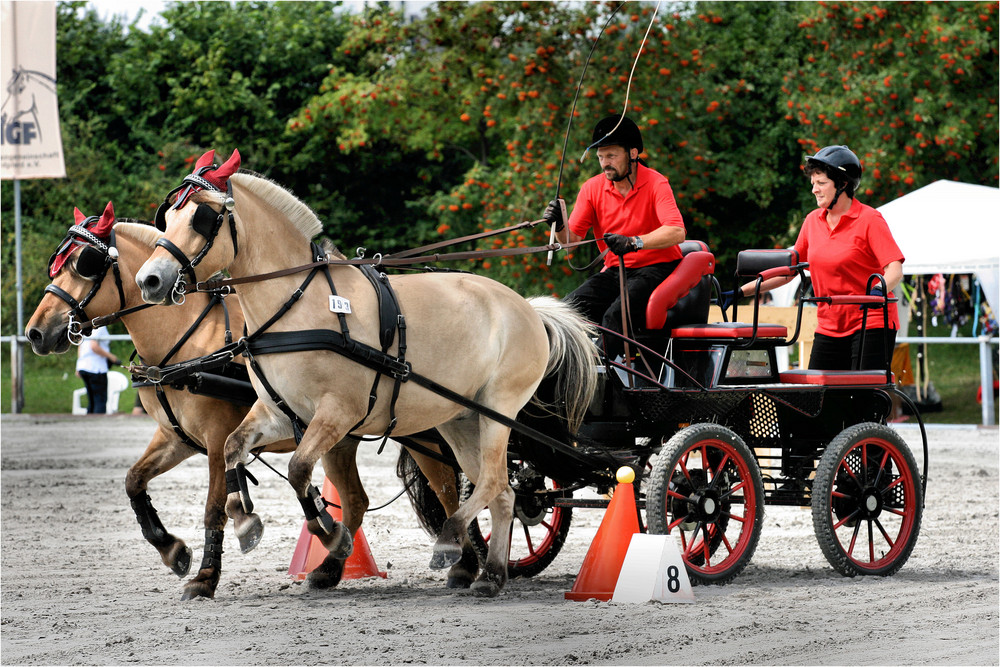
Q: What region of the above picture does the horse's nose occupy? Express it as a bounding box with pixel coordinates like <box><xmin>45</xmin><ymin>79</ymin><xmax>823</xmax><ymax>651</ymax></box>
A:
<box><xmin>26</xmin><ymin>327</ymin><xmax>42</xmax><ymax>345</ymax></box>
<box><xmin>138</xmin><ymin>272</ymin><xmax>162</xmax><ymax>294</ymax></box>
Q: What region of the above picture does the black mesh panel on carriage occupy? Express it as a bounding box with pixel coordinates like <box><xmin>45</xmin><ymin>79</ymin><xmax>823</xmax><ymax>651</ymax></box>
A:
<box><xmin>622</xmin><ymin>388</ymin><xmax>753</xmax><ymax>427</ymax></box>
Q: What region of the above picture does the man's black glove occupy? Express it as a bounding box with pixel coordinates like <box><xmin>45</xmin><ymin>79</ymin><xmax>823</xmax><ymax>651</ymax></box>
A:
<box><xmin>542</xmin><ymin>199</ymin><xmax>565</xmax><ymax>232</ymax></box>
<box><xmin>603</xmin><ymin>233</ymin><xmax>638</xmax><ymax>256</ymax></box>
<box><xmin>869</xmin><ymin>286</ymin><xmax>884</xmax><ymax>298</ymax></box>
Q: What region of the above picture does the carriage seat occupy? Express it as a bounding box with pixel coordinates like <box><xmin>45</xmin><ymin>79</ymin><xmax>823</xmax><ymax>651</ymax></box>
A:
<box><xmin>671</xmin><ymin>321</ymin><xmax>789</xmax><ymax>339</ymax></box>
<box><xmin>778</xmin><ymin>369</ymin><xmax>895</xmax><ymax>386</ymax></box>
<box><xmin>644</xmin><ymin>240</ymin><xmax>714</xmax><ymax>333</ymax></box>
<box><xmin>671</xmin><ymin>248</ymin><xmax>804</xmax><ymax>342</ymax></box>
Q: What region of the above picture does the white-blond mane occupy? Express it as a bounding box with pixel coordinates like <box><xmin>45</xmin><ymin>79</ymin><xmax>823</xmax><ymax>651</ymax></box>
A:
<box><xmin>230</xmin><ymin>172</ymin><xmax>323</xmax><ymax>240</ymax></box>
<box><xmin>113</xmin><ymin>221</ymin><xmax>163</xmax><ymax>248</ymax></box>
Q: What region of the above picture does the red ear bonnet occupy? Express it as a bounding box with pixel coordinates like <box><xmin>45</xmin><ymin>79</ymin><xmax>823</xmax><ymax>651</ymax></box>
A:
<box><xmin>48</xmin><ymin>201</ymin><xmax>116</xmax><ymax>277</ymax></box>
<box><xmin>171</xmin><ymin>149</ymin><xmax>241</xmax><ymax>211</ymax></box>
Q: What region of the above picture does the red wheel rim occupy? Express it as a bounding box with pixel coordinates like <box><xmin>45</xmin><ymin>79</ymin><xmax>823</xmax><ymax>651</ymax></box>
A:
<box><xmin>479</xmin><ymin>480</ymin><xmax>567</xmax><ymax>568</ymax></box>
<box><xmin>827</xmin><ymin>436</ymin><xmax>919</xmax><ymax>572</ymax></box>
<box><xmin>664</xmin><ymin>438</ymin><xmax>760</xmax><ymax>577</ymax></box>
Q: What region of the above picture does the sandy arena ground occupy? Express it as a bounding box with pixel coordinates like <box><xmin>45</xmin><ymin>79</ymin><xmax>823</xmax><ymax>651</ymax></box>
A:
<box><xmin>1</xmin><ymin>414</ymin><xmax>997</xmax><ymax>666</ymax></box>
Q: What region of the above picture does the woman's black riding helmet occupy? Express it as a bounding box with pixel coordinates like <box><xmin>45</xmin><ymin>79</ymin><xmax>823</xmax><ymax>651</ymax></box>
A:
<box><xmin>805</xmin><ymin>145</ymin><xmax>862</xmax><ymax>199</ymax></box>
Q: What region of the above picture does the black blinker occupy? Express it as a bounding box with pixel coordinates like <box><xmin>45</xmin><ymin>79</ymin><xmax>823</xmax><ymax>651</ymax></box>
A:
<box><xmin>76</xmin><ymin>246</ymin><xmax>107</xmax><ymax>279</ymax></box>
<box><xmin>192</xmin><ymin>203</ymin><xmax>219</xmax><ymax>238</ymax></box>
<box><xmin>154</xmin><ymin>201</ymin><xmax>170</xmax><ymax>231</ymax></box>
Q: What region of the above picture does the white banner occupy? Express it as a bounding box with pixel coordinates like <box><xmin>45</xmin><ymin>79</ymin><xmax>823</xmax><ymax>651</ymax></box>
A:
<box><xmin>1</xmin><ymin>0</ymin><xmax>66</xmax><ymax>180</ymax></box>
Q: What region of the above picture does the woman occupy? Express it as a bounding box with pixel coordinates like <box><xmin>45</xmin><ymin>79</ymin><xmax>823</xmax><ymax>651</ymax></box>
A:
<box><xmin>76</xmin><ymin>326</ymin><xmax>120</xmax><ymax>413</ymax></box>
<box><xmin>737</xmin><ymin>145</ymin><xmax>904</xmax><ymax>370</ymax></box>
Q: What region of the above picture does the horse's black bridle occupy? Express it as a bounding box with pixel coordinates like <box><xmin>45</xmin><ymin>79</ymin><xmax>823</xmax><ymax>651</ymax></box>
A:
<box><xmin>153</xmin><ymin>167</ymin><xmax>238</xmax><ymax>303</ymax></box>
<box><xmin>45</xmin><ymin>220</ymin><xmax>128</xmax><ymax>343</ymax></box>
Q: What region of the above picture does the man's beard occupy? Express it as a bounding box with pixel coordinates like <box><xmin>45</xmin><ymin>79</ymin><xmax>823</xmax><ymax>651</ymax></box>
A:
<box><xmin>604</xmin><ymin>166</ymin><xmax>630</xmax><ymax>182</ymax></box>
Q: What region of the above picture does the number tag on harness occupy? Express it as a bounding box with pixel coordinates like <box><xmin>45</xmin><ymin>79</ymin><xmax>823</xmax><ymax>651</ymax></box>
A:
<box><xmin>329</xmin><ymin>296</ymin><xmax>352</xmax><ymax>314</ymax></box>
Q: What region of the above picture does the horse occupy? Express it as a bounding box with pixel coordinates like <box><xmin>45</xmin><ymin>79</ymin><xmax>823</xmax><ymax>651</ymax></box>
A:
<box><xmin>24</xmin><ymin>201</ymin><xmax>303</xmax><ymax>600</ymax></box>
<box><xmin>134</xmin><ymin>150</ymin><xmax>598</xmax><ymax>597</ymax></box>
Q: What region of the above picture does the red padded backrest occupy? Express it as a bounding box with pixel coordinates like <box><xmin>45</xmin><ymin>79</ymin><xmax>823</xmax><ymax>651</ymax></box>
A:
<box><xmin>646</xmin><ymin>251</ymin><xmax>715</xmax><ymax>330</ymax></box>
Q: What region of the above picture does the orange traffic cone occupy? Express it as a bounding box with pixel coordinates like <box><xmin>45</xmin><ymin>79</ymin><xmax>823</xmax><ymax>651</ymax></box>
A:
<box><xmin>565</xmin><ymin>467</ymin><xmax>641</xmax><ymax>601</ymax></box>
<box><xmin>288</xmin><ymin>477</ymin><xmax>387</xmax><ymax>581</ymax></box>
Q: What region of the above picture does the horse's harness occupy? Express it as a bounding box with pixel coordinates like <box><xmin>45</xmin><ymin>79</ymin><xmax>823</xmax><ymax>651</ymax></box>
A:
<box><xmin>46</xmin><ymin>221</ymin><xmax>130</xmax><ymax>344</ymax></box>
<box><xmin>152</xmin><ymin>166</ymin><xmax>238</xmax><ymax>304</ymax></box>
<box><xmin>47</xmin><ymin>219</ymin><xmax>250</xmax><ymax>455</ymax></box>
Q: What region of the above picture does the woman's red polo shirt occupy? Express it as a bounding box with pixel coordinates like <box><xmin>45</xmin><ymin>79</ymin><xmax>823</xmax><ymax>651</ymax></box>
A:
<box><xmin>795</xmin><ymin>198</ymin><xmax>905</xmax><ymax>336</ymax></box>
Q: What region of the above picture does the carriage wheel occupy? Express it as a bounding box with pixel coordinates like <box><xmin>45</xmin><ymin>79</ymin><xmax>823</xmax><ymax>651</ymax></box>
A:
<box><xmin>646</xmin><ymin>423</ymin><xmax>764</xmax><ymax>585</ymax></box>
<box><xmin>811</xmin><ymin>422</ymin><xmax>922</xmax><ymax>577</ymax></box>
<box><xmin>463</xmin><ymin>465</ymin><xmax>572</xmax><ymax>579</ymax></box>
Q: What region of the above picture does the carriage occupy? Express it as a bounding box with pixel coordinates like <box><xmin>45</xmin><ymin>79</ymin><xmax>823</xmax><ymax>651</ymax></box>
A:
<box><xmin>398</xmin><ymin>242</ymin><xmax>928</xmax><ymax>586</ymax></box>
<box><xmin>35</xmin><ymin>150</ymin><xmax>924</xmax><ymax>598</ymax></box>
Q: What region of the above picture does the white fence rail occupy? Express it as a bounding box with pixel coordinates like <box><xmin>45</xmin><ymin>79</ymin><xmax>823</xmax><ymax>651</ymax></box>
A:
<box><xmin>3</xmin><ymin>334</ymin><xmax>997</xmax><ymax>425</ymax></box>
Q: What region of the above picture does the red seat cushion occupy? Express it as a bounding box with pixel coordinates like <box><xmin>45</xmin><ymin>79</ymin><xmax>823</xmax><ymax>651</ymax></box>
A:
<box><xmin>779</xmin><ymin>370</ymin><xmax>894</xmax><ymax>386</ymax></box>
<box><xmin>672</xmin><ymin>322</ymin><xmax>788</xmax><ymax>339</ymax></box>
<box><xmin>646</xmin><ymin>251</ymin><xmax>715</xmax><ymax>330</ymax></box>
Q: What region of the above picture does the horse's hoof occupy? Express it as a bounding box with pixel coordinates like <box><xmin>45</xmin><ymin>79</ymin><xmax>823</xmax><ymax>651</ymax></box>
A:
<box><xmin>445</xmin><ymin>547</ymin><xmax>478</xmax><ymax>588</ymax></box>
<box><xmin>180</xmin><ymin>581</ymin><xmax>215</xmax><ymax>601</ymax></box>
<box><xmin>331</xmin><ymin>528</ymin><xmax>353</xmax><ymax>560</ymax></box>
<box><xmin>236</xmin><ymin>514</ymin><xmax>264</xmax><ymax>554</ymax></box>
<box><xmin>170</xmin><ymin>544</ymin><xmax>193</xmax><ymax>577</ymax></box>
<box><xmin>307</xmin><ymin>557</ymin><xmax>345</xmax><ymax>590</ymax></box>
<box><xmin>471</xmin><ymin>570</ymin><xmax>505</xmax><ymax>598</ymax></box>
<box><xmin>317</xmin><ymin>522</ymin><xmax>353</xmax><ymax>560</ymax></box>
<box><xmin>429</xmin><ymin>544</ymin><xmax>462</xmax><ymax>570</ymax></box>
<box><xmin>470</xmin><ymin>579</ymin><xmax>501</xmax><ymax>598</ymax></box>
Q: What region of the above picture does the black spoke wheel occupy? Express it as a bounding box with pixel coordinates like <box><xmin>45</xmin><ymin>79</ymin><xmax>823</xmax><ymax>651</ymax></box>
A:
<box><xmin>812</xmin><ymin>422</ymin><xmax>923</xmax><ymax>577</ymax></box>
<box><xmin>464</xmin><ymin>463</ymin><xmax>572</xmax><ymax>579</ymax></box>
<box><xmin>646</xmin><ymin>423</ymin><xmax>764</xmax><ymax>585</ymax></box>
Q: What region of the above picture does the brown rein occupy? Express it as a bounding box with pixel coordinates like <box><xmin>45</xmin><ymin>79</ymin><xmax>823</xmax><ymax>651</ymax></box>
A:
<box><xmin>191</xmin><ymin>221</ymin><xmax>601</xmax><ymax>293</ymax></box>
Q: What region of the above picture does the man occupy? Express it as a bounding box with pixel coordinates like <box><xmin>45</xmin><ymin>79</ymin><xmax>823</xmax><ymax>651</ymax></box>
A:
<box><xmin>545</xmin><ymin>114</ymin><xmax>686</xmax><ymax>356</ymax></box>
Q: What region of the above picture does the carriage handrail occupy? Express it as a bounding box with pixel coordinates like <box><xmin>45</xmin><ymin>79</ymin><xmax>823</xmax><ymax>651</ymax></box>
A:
<box><xmin>734</xmin><ymin>262</ymin><xmax>811</xmax><ymax>350</ymax></box>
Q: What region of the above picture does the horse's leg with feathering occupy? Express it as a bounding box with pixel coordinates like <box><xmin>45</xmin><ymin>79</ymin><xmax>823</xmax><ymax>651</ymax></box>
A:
<box><xmin>223</xmin><ymin>401</ymin><xmax>295</xmax><ymax>550</ymax></box>
<box><xmin>125</xmin><ymin>426</ymin><xmax>199</xmax><ymax>580</ymax></box>
<box><xmin>432</xmin><ymin>418</ymin><xmax>514</xmax><ymax>597</ymax></box>
<box><xmin>406</xmin><ymin>445</ymin><xmax>478</xmax><ymax>588</ymax></box>
<box><xmin>283</xmin><ymin>409</ymin><xmax>354</xmax><ymax>566</ymax></box>
<box><xmin>305</xmin><ymin>439</ymin><xmax>369</xmax><ymax>590</ymax></box>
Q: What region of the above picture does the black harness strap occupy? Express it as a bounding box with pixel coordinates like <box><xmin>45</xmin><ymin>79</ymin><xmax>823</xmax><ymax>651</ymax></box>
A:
<box><xmin>134</xmin><ymin>293</ymin><xmax>238</xmax><ymax>455</ymax></box>
<box><xmin>239</xmin><ymin>248</ymin><xmax>329</xmax><ymax>443</ymax></box>
<box><xmin>240</xmin><ymin>244</ymin><xmax>408</xmax><ymax>448</ymax></box>
<box><xmin>246</xmin><ymin>327</ymin><xmax>612</xmax><ymax>468</ymax></box>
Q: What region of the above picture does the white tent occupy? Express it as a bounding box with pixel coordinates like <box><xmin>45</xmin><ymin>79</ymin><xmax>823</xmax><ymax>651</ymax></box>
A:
<box><xmin>878</xmin><ymin>180</ymin><xmax>1000</xmax><ymax>314</ymax></box>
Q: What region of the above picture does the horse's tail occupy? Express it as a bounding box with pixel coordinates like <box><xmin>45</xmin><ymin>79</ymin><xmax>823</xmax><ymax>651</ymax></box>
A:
<box><xmin>527</xmin><ymin>296</ymin><xmax>599</xmax><ymax>434</ymax></box>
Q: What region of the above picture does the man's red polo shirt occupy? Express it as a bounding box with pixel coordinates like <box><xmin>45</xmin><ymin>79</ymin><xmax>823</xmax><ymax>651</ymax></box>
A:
<box><xmin>568</xmin><ymin>163</ymin><xmax>685</xmax><ymax>270</ymax></box>
<box><xmin>795</xmin><ymin>197</ymin><xmax>905</xmax><ymax>336</ymax></box>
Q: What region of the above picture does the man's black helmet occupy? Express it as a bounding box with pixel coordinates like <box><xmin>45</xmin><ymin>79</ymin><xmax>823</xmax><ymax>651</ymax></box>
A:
<box><xmin>592</xmin><ymin>115</ymin><xmax>643</xmax><ymax>153</ymax></box>
<box><xmin>805</xmin><ymin>145</ymin><xmax>862</xmax><ymax>197</ymax></box>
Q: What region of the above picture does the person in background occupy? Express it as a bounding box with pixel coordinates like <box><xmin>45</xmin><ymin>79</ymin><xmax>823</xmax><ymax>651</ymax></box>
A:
<box><xmin>543</xmin><ymin>114</ymin><xmax>686</xmax><ymax>356</ymax></box>
<box><xmin>76</xmin><ymin>326</ymin><xmax>120</xmax><ymax>414</ymax></box>
<box><xmin>732</xmin><ymin>145</ymin><xmax>904</xmax><ymax>371</ymax></box>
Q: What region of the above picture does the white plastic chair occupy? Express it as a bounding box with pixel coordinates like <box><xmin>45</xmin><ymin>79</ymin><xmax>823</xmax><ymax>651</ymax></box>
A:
<box><xmin>72</xmin><ymin>370</ymin><xmax>130</xmax><ymax>414</ymax></box>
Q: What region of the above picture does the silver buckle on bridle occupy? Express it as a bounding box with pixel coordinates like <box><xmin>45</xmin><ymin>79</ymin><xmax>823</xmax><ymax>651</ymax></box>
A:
<box><xmin>67</xmin><ymin>314</ymin><xmax>86</xmax><ymax>345</ymax></box>
<box><xmin>171</xmin><ymin>275</ymin><xmax>188</xmax><ymax>305</ymax></box>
